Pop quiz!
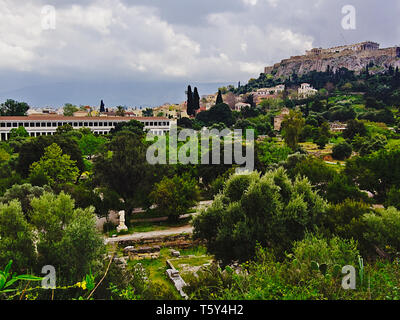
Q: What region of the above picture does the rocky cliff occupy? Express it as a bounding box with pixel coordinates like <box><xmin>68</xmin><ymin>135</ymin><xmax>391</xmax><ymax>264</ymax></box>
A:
<box><xmin>264</xmin><ymin>46</ymin><xmax>400</xmax><ymax>79</ymax></box>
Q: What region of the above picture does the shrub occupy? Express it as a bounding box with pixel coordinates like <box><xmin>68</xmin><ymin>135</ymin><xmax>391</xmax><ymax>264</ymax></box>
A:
<box><xmin>314</xmin><ymin>135</ymin><xmax>329</xmax><ymax>149</ymax></box>
<box><xmin>320</xmin><ymin>200</ymin><xmax>371</xmax><ymax>238</ymax></box>
<box><xmin>291</xmin><ymin>233</ymin><xmax>360</xmax><ymax>273</ymax></box>
<box><xmin>385</xmin><ymin>187</ymin><xmax>400</xmax><ymax>210</ymax></box>
<box><xmin>362</xmin><ymin>207</ymin><xmax>400</xmax><ymax>256</ymax></box>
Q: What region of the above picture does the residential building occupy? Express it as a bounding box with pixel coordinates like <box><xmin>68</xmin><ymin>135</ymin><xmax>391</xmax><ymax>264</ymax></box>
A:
<box><xmin>329</xmin><ymin>121</ymin><xmax>347</xmax><ymax>132</ymax></box>
<box><xmin>298</xmin><ymin>83</ymin><xmax>318</xmax><ymax>98</ymax></box>
<box><xmin>254</xmin><ymin>85</ymin><xmax>285</xmax><ymax>96</ymax></box>
<box><xmin>233</xmin><ymin>102</ymin><xmax>251</xmax><ymax>111</ymax></box>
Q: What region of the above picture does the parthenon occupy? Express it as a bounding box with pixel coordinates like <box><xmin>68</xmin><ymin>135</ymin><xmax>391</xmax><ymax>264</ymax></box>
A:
<box><xmin>305</xmin><ymin>41</ymin><xmax>380</xmax><ymax>56</ymax></box>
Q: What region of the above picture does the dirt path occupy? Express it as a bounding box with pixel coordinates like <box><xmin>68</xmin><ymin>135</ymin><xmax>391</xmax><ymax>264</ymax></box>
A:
<box><xmin>130</xmin><ymin>200</ymin><xmax>213</xmax><ymax>223</ymax></box>
<box><xmin>105</xmin><ymin>200</ymin><xmax>212</xmax><ymax>244</ymax></box>
<box><xmin>105</xmin><ymin>225</ymin><xmax>193</xmax><ymax>244</ymax></box>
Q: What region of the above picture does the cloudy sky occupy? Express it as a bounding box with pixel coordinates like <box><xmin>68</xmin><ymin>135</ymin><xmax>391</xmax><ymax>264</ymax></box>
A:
<box><xmin>0</xmin><ymin>0</ymin><xmax>399</xmax><ymax>107</ymax></box>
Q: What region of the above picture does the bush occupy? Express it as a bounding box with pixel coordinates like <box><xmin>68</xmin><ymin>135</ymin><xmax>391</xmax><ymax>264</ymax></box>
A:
<box><xmin>362</xmin><ymin>207</ymin><xmax>400</xmax><ymax>257</ymax></box>
<box><xmin>183</xmin><ymin>262</ymin><xmax>234</xmax><ymax>300</ymax></box>
<box><xmin>314</xmin><ymin>135</ymin><xmax>329</xmax><ymax>149</ymax></box>
<box><xmin>324</xmin><ymin>175</ymin><xmax>369</xmax><ymax>204</ymax></box>
<box><xmin>385</xmin><ymin>187</ymin><xmax>400</xmax><ymax>210</ymax></box>
<box><xmin>291</xmin><ymin>233</ymin><xmax>360</xmax><ymax>275</ymax></box>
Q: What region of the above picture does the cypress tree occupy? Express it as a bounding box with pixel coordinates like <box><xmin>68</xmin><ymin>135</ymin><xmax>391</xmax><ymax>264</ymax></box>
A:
<box><xmin>187</xmin><ymin>85</ymin><xmax>194</xmax><ymax>117</ymax></box>
<box><xmin>216</xmin><ymin>90</ymin><xmax>223</xmax><ymax>105</ymax></box>
<box><xmin>395</xmin><ymin>67</ymin><xmax>400</xmax><ymax>81</ymax></box>
<box><xmin>100</xmin><ymin>100</ymin><xmax>105</xmax><ymax>113</ymax></box>
<box><xmin>193</xmin><ymin>87</ymin><xmax>200</xmax><ymax>113</ymax></box>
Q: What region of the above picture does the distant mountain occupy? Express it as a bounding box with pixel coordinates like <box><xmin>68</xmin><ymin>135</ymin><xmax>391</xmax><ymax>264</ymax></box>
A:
<box><xmin>0</xmin><ymin>81</ymin><xmax>234</xmax><ymax>109</ymax></box>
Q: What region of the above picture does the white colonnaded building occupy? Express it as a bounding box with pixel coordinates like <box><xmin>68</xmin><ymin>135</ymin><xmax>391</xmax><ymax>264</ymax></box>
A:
<box><xmin>0</xmin><ymin>115</ymin><xmax>173</xmax><ymax>141</ymax></box>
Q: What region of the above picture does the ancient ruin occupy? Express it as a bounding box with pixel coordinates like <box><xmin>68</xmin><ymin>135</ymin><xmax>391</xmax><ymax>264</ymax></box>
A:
<box><xmin>264</xmin><ymin>41</ymin><xmax>400</xmax><ymax>79</ymax></box>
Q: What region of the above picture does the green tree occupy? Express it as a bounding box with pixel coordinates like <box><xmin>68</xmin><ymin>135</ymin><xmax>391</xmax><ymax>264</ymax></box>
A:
<box><xmin>78</xmin><ymin>133</ymin><xmax>106</xmax><ymax>159</ymax></box>
<box><xmin>195</xmin><ymin>103</ymin><xmax>234</xmax><ymax>127</ymax></box>
<box><xmin>321</xmin><ymin>199</ymin><xmax>371</xmax><ymax>238</ymax></box>
<box><xmin>386</xmin><ymin>186</ymin><xmax>400</xmax><ymax>210</ymax></box>
<box><xmin>56</xmin><ymin>124</ymin><xmax>74</xmax><ymax>135</ymax></box>
<box><xmin>110</xmin><ymin>119</ymin><xmax>145</xmax><ymax>137</ymax></box>
<box><xmin>30</xmin><ymin>192</ymin><xmax>104</xmax><ymax>281</ymax></box>
<box><xmin>362</xmin><ymin>207</ymin><xmax>400</xmax><ymax>256</ymax></box>
<box><xmin>290</xmin><ymin>156</ymin><xmax>336</xmax><ymax>186</ymax></box>
<box><xmin>116</xmin><ymin>106</ymin><xmax>126</xmax><ymax>117</ymax></box>
<box><xmin>324</xmin><ymin>174</ymin><xmax>368</xmax><ymax>204</ymax></box>
<box><xmin>58</xmin><ymin>206</ymin><xmax>105</xmax><ymax>279</ymax></box>
<box><xmin>0</xmin><ymin>183</ymin><xmax>51</xmax><ymax>215</ymax></box>
<box><xmin>281</xmin><ymin>110</ymin><xmax>305</xmax><ymax>150</ymax></box>
<box><xmin>150</xmin><ymin>174</ymin><xmax>200</xmax><ymax>221</ymax></box>
<box><xmin>93</xmin><ymin>131</ymin><xmax>163</xmax><ymax>215</ymax></box>
<box><xmin>332</xmin><ymin>142</ymin><xmax>353</xmax><ymax>160</ymax></box>
<box><xmin>352</xmin><ymin>133</ymin><xmax>387</xmax><ymax>156</ymax></box>
<box><xmin>0</xmin><ymin>99</ymin><xmax>30</xmax><ymax>116</ymax></box>
<box><xmin>343</xmin><ymin>119</ymin><xmax>367</xmax><ymax>140</ymax></box>
<box><xmin>9</xmin><ymin>126</ymin><xmax>29</xmax><ymax>140</ymax></box>
<box><xmin>142</xmin><ymin>108</ymin><xmax>154</xmax><ymax>117</ymax></box>
<box><xmin>345</xmin><ymin>148</ymin><xmax>400</xmax><ymax>201</ymax></box>
<box><xmin>29</xmin><ymin>143</ymin><xmax>80</xmax><ymax>188</ymax></box>
<box><xmin>193</xmin><ymin>168</ymin><xmax>327</xmax><ymax>263</ymax></box>
<box><xmin>17</xmin><ymin>135</ymin><xmax>85</xmax><ymax>177</ymax></box>
<box><xmin>314</xmin><ymin>135</ymin><xmax>329</xmax><ymax>149</ymax></box>
<box><xmin>63</xmin><ymin>103</ymin><xmax>79</xmax><ymax>116</ymax></box>
<box><xmin>0</xmin><ymin>200</ymin><xmax>36</xmax><ymax>273</ymax></box>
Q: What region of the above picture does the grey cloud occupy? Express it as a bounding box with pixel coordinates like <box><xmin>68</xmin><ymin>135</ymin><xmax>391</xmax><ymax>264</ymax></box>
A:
<box><xmin>0</xmin><ymin>0</ymin><xmax>398</xmax><ymax>107</ymax></box>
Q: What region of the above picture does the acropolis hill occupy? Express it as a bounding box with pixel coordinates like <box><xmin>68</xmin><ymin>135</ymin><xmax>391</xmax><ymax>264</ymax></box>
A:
<box><xmin>264</xmin><ymin>41</ymin><xmax>400</xmax><ymax>79</ymax></box>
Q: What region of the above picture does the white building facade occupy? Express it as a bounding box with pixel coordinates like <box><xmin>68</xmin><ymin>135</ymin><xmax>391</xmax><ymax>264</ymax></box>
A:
<box><xmin>298</xmin><ymin>83</ymin><xmax>318</xmax><ymax>98</ymax></box>
<box><xmin>0</xmin><ymin>116</ymin><xmax>172</xmax><ymax>141</ymax></box>
<box><xmin>254</xmin><ymin>84</ymin><xmax>285</xmax><ymax>96</ymax></box>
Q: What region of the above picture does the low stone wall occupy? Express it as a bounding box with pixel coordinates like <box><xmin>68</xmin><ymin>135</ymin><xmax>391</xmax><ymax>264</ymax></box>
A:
<box><xmin>115</xmin><ymin>234</ymin><xmax>201</xmax><ymax>249</ymax></box>
<box><xmin>165</xmin><ymin>259</ymin><xmax>188</xmax><ymax>299</ymax></box>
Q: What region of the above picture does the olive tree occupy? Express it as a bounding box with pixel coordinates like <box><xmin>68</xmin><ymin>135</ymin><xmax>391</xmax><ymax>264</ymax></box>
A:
<box><xmin>193</xmin><ymin>168</ymin><xmax>327</xmax><ymax>264</ymax></box>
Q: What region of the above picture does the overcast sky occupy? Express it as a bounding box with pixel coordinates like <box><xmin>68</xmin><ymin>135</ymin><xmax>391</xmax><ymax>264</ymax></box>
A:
<box><xmin>0</xmin><ymin>0</ymin><xmax>399</xmax><ymax>107</ymax></box>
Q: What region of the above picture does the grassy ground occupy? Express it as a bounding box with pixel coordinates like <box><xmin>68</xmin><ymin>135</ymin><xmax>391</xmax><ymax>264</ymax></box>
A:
<box><xmin>300</xmin><ymin>141</ymin><xmax>334</xmax><ymax>156</ymax></box>
<box><xmin>126</xmin><ymin>246</ymin><xmax>213</xmax><ymax>299</ymax></box>
<box><xmin>169</xmin><ymin>246</ymin><xmax>213</xmax><ymax>282</ymax></box>
<box><xmin>128</xmin><ymin>248</ymin><xmax>181</xmax><ymax>299</ymax></box>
